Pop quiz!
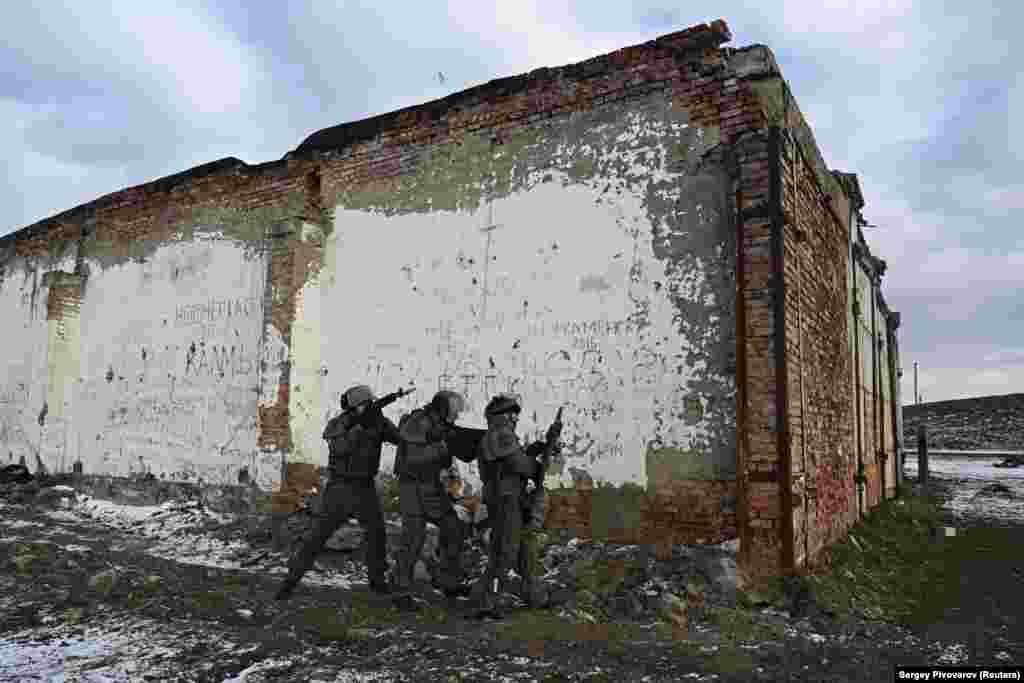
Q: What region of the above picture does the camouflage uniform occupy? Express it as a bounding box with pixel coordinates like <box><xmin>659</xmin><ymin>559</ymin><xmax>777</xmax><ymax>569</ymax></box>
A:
<box><xmin>477</xmin><ymin>399</ymin><xmax>549</xmax><ymax>610</ymax></box>
<box><xmin>275</xmin><ymin>387</ymin><xmax>399</xmax><ymax>600</ymax></box>
<box><xmin>392</xmin><ymin>391</ymin><xmax>475</xmax><ymax>605</ymax></box>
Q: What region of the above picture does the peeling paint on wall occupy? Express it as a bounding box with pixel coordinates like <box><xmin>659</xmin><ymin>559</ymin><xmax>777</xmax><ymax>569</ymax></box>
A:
<box><xmin>70</xmin><ymin>238</ymin><xmax>267</xmax><ymax>483</ymax></box>
<box><xmin>322</xmin><ymin>93</ymin><xmax>736</xmax><ymax>491</ymax></box>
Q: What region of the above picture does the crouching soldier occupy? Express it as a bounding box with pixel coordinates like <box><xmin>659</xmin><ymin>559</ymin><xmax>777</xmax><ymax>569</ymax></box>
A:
<box><xmin>477</xmin><ymin>394</ymin><xmax>561</xmax><ymax>615</ymax></box>
<box><xmin>392</xmin><ymin>390</ymin><xmax>475</xmax><ymax>610</ymax></box>
<box><xmin>274</xmin><ymin>385</ymin><xmax>405</xmax><ymax>600</ymax></box>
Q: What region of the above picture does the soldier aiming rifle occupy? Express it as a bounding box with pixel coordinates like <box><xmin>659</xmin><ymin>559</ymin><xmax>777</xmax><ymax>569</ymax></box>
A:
<box><xmin>274</xmin><ymin>385</ymin><xmax>414</xmax><ymax>601</ymax></box>
<box><xmin>476</xmin><ymin>396</ymin><xmax>563</xmax><ymax>616</ymax></box>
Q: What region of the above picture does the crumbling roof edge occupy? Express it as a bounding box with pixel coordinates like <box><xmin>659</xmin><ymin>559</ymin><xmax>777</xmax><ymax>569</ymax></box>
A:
<box><xmin>286</xmin><ymin>19</ymin><xmax>732</xmax><ymax>158</ymax></box>
<box><xmin>2</xmin><ymin>19</ymin><xmax>733</xmax><ymax>249</ymax></box>
<box><xmin>1</xmin><ymin>156</ymin><xmax>292</xmax><ymax>250</ymax></box>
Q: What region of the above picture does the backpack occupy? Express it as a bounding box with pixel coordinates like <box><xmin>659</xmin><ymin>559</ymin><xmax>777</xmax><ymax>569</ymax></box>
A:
<box><xmin>323</xmin><ymin>413</ymin><xmax>351</xmax><ymax>474</ymax></box>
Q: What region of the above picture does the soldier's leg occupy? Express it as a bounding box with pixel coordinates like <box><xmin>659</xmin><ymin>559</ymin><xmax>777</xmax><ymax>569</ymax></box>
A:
<box><xmin>394</xmin><ymin>482</ymin><xmax>427</xmax><ymax>597</ymax></box>
<box><xmin>475</xmin><ymin>497</ymin><xmax>505</xmax><ymax>610</ymax></box>
<box><xmin>517</xmin><ymin>527</ymin><xmax>547</xmax><ymax>606</ymax></box>
<box><xmin>498</xmin><ymin>493</ymin><xmax>523</xmax><ymax>593</ymax></box>
<box><xmin>354</xmin><ymin>480</ymin><xmax>388</xmax><ymax>591</ymax></box>
<box><xmin>276</xmin><ymin>480</ymin><xmax>352</xmax><ymax>599</ymax></box>
<box><xmin>435</xmin><ymin>508</ymin><xmax>467</xmax><ymax>593</ymax></box>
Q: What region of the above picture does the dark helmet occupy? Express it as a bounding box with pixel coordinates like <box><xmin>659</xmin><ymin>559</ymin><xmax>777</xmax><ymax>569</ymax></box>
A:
<box><xmin>341</xmin><ymin>384</ymin><xmax>375</xmax><ymax>411</ymax></box>
<box><xmin>431</xmin><ymin>390</ymin><xmax>466</xmax><ymax>422</ymax></box>
<box><xmin>485</xmin><ymin>393</ymin><xmax>522</xmax><ymax>418</ymax></box>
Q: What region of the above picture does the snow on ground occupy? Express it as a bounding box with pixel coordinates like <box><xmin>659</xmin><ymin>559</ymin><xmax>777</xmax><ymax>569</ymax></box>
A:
<box><xmin>52</xmin><ymin>492</ymin><xmax>365</xmax><ymax>588</ymax></box>
<box><xmin>0</xmin><ymin>609</ymin><xmax>406</xmax><ymax>683</ymax></box>
<box><xmin>2</xmin><ymin>459</ymin><xmax>1020</xmax><ymax>681</ymax></box>
<box><xmin>904</xmin><ymin>456</ymin><xmax>1024</xmax><ymax>524</ymax></box>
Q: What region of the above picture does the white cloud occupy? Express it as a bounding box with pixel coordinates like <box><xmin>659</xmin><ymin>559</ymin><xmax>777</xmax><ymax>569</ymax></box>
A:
<box><xmin>776</xmin><ymin>0</ymin><xmax>915</xmax><ymax>41</ymax></box>
<box><xmin>985</xmin><ymin>186</ymin><xmax>1024</xmax><ymax>212</ymax></box>
<box><xmin>113</xmin><ymin>5</ymin><xmax>252</xmax><ymax>115</ymax></box>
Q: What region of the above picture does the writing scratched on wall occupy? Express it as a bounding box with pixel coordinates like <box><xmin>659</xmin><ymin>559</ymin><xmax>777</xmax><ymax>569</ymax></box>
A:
<box><xmin>105</xmin><ymin>388</ymin><xmax>256</xmax><ymax>454</ymax></box>
<box><xmin>0</xmin><ymin>383</ymin><xmax>29</xmax><ymax>405</ymax></box>
<box><xmin>360</xmin><ymin>318</ymin><xmax>672</xmax><ymax>423</ymax></box>
<box><xmin>175</xmin><ymin>297</ymin><xmax>261</xmax><ymax>327</ymax></box>
<box><xmin>184</xmin><ymin>343</ymin><xmax>258</xmax><ymax>378</ymax></box>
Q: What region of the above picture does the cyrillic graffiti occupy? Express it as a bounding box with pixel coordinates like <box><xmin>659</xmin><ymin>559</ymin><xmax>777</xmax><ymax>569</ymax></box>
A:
<box><xmin>0</xmin><ymin>383</ymin><xmax>29</xmax><ymax>405</ymax></box>
<box><xmin>185</xmin><ymin>343</ymin><xmax>258</xmax><ymax>378</ymax></box>
<box><xmin>175</xmin><ymin>297</ymin><xmax>261</xmax><ymax>327</ymax></box>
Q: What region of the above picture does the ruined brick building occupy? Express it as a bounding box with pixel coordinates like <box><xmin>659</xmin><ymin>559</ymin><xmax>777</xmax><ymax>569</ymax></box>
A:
<box><xmin>0</xmin><ymin>20</ymin><xmax>902</xmax><ymax>578</ymax></box>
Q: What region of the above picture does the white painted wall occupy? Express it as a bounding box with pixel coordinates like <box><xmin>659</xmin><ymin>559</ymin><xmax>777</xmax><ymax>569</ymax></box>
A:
<box><xmin>73</xmin><ymin>235</ymin><xmax>268</xmax><ymax>486</ymax></box>
<box><xmin>0</xmin><ymin>263</ymin><xmax>51</xmax><ymax>467</ymax></box>
<box><xmin>321</xmin><ymin>172</ymin><xmax>721</xmax><ymax>490</ymax></box>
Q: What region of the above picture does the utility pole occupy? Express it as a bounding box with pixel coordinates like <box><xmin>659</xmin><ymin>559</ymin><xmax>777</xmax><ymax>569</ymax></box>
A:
<box><xmin>913</xmin><ymin>361</ymin><xmax>919</xmax><ymax>405</ymax></box>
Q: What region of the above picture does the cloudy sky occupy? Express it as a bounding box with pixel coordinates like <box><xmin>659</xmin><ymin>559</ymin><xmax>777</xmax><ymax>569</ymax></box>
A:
<box><xmin>1</xmin><ymin>1</ymin><xmax>1018</xmax><ymax>405</ymax></box>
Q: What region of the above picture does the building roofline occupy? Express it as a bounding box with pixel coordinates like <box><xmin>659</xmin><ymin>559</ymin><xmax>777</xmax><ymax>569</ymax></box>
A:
<box><xmin>4</xmin><ymin>19</ymin><xmax>732</xmax><ymax>247</ymax></box>
<box><xmin>287</xmin><ymin>20</ymin><xmax>732</xmax><ymax>158</ymax></box>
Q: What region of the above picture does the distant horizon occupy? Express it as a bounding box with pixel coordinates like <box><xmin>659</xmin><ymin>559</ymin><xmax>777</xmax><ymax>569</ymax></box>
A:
<box><xmin>903</xmin><ymin>391</ymin><xmax>1024</xmax><ymax>407</ymax></box>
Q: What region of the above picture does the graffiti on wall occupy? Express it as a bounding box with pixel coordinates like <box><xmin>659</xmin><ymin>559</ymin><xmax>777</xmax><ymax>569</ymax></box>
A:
<box><xmin>174</xmin><ymin>296</ymin><xmax>262</xmax><ymax>327</ymax></box>
<box><xmin>351</xmin><ymin>314</ymin><xmax>694</xmax><ymax>467</ymax></box>
<box><xmin>0</xmin><ymin>380</ymin><xmax>36</xmax><ymax>460</ymax></box>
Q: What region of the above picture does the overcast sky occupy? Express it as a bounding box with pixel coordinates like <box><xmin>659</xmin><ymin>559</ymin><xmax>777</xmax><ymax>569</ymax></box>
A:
<box><xmin>1</xmin><ymin>1</ymin><xmax>1018</xmax><ymax>405</ymax></box>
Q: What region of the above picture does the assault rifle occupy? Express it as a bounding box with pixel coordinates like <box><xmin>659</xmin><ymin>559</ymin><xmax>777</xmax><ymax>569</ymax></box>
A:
<box><xmin>365</xmin><ymin>387</ymin><xmax>416</xmax><ymax>413</ymax></box>
<box><xmin>533</xmin><ymin>406</ymin><xmax>563</xmax><ymax>489</ymax></box>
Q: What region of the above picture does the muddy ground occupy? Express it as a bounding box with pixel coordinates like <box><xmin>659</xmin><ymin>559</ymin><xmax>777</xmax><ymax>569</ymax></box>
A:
<box><xmin>1</xmin><ymin>461</ymin><xmax>1021</xmax><ymax>682</ymax></box>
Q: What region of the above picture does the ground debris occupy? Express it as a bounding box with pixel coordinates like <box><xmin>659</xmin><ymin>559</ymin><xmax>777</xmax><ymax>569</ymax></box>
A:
<box><xmin>1</xmin><ymin>466</ymin><xmax>1022</xmax><ymax>681</ymax></box>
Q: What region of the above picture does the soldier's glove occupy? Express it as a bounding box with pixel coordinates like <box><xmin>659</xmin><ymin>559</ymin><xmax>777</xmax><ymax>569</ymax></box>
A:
<box><xmin>525</xmin><ymin>441</ymin><xmax>546</xmax><ymax>459</ymax></box>
<box><xmin>545</xmin><ymin>422</ymin><xmax>562</xmax><ymax>444</ymax></box>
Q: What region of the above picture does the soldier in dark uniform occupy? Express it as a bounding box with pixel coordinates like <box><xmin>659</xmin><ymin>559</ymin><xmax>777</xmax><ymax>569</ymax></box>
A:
<box><xmin>274</xmin><ymin>384</ymin><xmax>399</xmax><ymax>600</ymax></box>
<box><xmin>477</xmin><ymin>393</ymin><xmax>559</xmax><ymax>614</ymax></box>
<box><xmin>392</xmin><ymin>390</ymin><xmax>475</xmax><ymax>610</ymax></box>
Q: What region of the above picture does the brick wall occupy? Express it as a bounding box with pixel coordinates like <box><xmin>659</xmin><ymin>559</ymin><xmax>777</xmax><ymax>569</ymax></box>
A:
<box><xmin>297</xmin><ymin>19</ymin><xmax>746</xmax><ymax>541</ymax></box>
<box><xmin>2</xmin><ymin>19</ymin><xmax>902</xmax><ymax>573</ymax></box>
<box><xmin>544</xmin><ymin>480</ymin><xmax>738</xmax><ymax>549</ymax></box>
<box><xmin>777</xmin><ymin>124</ymin><xmax>859</xmax><ymax>567</ymax></box>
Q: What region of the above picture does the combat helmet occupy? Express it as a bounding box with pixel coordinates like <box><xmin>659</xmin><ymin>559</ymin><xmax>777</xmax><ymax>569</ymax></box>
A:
<box><xmin>341</xmin><ymin>384</ymin><xmax>376</xmax><ymax>411</ymax></box>
<box><xmin>485</xmin><ymin>392</ymin><xmax>522</xmax><ymax>418</ymax></box>
<box><xmin>431</xmin><ymin>390</ymin><xmax>466</xmax><ymax>423</ymax></box>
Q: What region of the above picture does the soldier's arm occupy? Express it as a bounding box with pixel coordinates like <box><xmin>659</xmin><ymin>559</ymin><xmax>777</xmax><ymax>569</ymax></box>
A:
<box><xmin>381</xmin><ymin>417</ymin><xmax>402</xmax><ymax>446</ymax></box>
<box><xmin>525</xmin><ymin>440</ymin><xmax>546</xmax><ymax>458</ymax></box>
<box><xmin>493</xmin><ymin>429</ymin><xmax>538</xmax><ymax>477</ymax></box>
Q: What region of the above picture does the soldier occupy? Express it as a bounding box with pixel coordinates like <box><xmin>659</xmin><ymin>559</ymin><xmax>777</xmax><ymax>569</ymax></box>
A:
<box><xmin>476</xmin><ymin>394</ymin><xmax>561</xmax><ymax>615</ymax></box>
<box><xmin>392</xmin><ymin>390</ymin><xmax>476</xmax><ymax>610</ymax></box>
<box><xmin>274</xmin><ymin>384</ymin><xmax>402</xmax><ymax>601</ymax></box>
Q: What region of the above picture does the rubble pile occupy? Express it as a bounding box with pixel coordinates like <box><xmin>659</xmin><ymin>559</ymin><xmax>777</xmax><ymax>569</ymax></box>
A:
<box><xmin>3</xmin><ymin>469</ymin><xmax>750</xmax><ymax>629</ymax></box>
<box><xmin>0</xmin><ymin>465</ymin><xmax>78</xmax><ymax>505</ymax></box>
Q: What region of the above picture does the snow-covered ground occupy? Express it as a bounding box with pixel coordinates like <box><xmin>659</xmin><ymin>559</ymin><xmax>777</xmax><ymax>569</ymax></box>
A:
<box><xmin>2</xmin><ymin>459</ymin><xmax>1021</xmax><ymax>681</ymax></box>
<box><xmin>41</xmin><ymin>493</ymin><xmax>365</xmax><ymax>589</ymax></box>
<box><xmin>903</xmin><ymin>456</ymin><xmax>1024</xmax><ymax>524</ymax></box>
<box><xmin>1</xmin><ymin>613</ymin><xmax>405</xmax><ymax>682</ymax></box>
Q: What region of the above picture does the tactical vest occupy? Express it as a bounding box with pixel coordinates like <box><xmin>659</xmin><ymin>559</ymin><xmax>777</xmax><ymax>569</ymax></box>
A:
<box><xmin>324</xmin><ymin>412</ymin><xmax>385</xmax><ymax>480</ymax></box>
<box><xmin>395</xmin><ymin>409</ymin><xmax>451</xmax><ymax>482</ymax></box>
